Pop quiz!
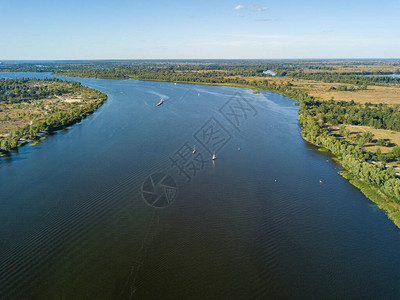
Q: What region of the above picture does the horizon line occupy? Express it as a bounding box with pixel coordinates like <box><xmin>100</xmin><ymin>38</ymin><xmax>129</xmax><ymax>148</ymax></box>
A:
<box><xmin>1</xmin><ymin>58</ymin><xmax>400</xmax><ymax>62</ymax></box>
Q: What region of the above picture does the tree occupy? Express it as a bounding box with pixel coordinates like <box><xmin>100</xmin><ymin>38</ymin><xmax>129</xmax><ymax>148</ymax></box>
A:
<box><xmin>1</xmin><ymin>139</ymin><xmax>10</xmax><ymax>152</ymax></box>
<box><xmin>339</xmin><ymin>125</ymin><xmax>346</xmax><ymax>135</ymax></box>
<box><xmin>376</xmin><ymin>147</ymin><xmax>382</xmax><ymax>159</ymax></box>
<box><xmin>391</xmin><ymin>146</ymin><xmax>400</xmax><ymax>160</ymax></box>
<box><xmin>376</xmin><ymin>139</ymin><xmax>388</xmax><ymax>146</ymax></box>
<box><xmin>363</xmin><ymin>131</ymin><xmax>374</xmax><ymax>143</ymax></box>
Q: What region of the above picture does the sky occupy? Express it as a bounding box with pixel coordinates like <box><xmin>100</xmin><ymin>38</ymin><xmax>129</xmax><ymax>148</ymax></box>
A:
<box><xmin>0</xmin><ymin>0</ymin><xmax>399</xmax><ymax>60</ymax></box>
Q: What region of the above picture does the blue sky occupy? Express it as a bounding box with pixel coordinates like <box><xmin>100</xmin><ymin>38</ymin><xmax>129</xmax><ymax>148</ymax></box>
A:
<box><xmin>1</xmin><ymin>0</ymin><xmax>399</xmax><ymax>59</ymax></box>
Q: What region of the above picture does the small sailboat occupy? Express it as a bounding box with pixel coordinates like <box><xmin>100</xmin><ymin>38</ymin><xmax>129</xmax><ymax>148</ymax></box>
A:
<box><xmin>192</xmin><ymin>145</ymin><xmax>196</xmax><ymax>154</ymax></box>
<box><xmin>212</xmin><ymin>152</ymin><xmax>216</xmax><ymax>160</ymax></box>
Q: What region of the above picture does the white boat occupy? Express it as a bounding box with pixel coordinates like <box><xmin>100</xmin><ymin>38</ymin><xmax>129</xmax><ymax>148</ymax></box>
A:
<box><xmin>212</xmin><ymin>152</ymin><xmax>216</xmax><ymax>160</ymax></box>
<box><xmin>192</xmin><ymin>145</ymin><xmax>196</xmax><ymax>154</ymax></box>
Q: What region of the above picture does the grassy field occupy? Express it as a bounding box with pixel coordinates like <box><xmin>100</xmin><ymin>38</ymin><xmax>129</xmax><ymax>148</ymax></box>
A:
<box><xmin>301</xmin><ymin>63</ymin><xmax>400</xmax><ymax>74</ymax></box>
<box><xmin>0</xmin><ymin>96</ymin><xmax>86</xmax><ymax>135</ymax></box>
<box><xmin>0</xmin><ymin>79</ymin><xmax>105</xmax><ymax>137</ymax></box>
<box><xmin>294</xmin><ymin>81</ymin><xmax>400</xmax><ymax>104</ymax></box>
<box><xmin>224</xmin><ymin>75</ymin><xmax>400</xmax><ymax>104</ymax></box>
<box><xmin>329</xmin><ymin>124</ymin><xmax>400</xmax><ymax>153</ymax></box>
<box><xmin>329</xmin><ymin>124</ymin><xmax>400</xmax><ymax>170</ymax></box>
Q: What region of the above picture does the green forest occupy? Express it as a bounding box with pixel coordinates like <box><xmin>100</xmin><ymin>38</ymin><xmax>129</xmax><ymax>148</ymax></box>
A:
<box><xmin>0</xmin><ymin>78</ymin><xmax>107</xmax><ymax>152</ymax></box>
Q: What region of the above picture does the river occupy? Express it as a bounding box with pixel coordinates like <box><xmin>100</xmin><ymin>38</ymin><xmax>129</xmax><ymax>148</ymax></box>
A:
<box><xmin>1</xmin><ymin>72</ymin><xmax>400</xmax><ymax>299</ymax></box>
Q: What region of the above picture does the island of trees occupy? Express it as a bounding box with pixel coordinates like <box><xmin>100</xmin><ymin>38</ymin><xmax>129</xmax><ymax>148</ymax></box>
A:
<box><xmin>0</xmin><ymin>77</ymin><xmax>107</xmax><ymax>152</ymax></box>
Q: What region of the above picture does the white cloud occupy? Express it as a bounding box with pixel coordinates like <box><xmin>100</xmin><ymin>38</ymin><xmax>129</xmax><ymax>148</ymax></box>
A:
<box><xmin>224</xmin><ymin>33</ymin><xmax>290</xmax><ymax>39</ymax></box>
<box><xmin>234</xmin><ymin>5</ymin><xmax>244</xmax><ymax>10</ymax></box>
<box><xmin>236</xmin><ymin>13</ymin><xmax>248</xmax><ymax>17</ymax></box>
<box><xmin>249</xmin><ymin>4</ymin><xmax>268</xmax><ymax>11</ymax></box>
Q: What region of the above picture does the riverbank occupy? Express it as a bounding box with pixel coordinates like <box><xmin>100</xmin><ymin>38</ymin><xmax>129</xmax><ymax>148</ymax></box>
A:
<box><xmin>0</xmin><ymin>103</ymin><xmax>105</xmax><ymax>155</ymax></box>
<box><xmin>0</xmin><ymin>77</ymin><xmax>107</xmax><ymax>154</ymax></box>
<box><xmin>300</xmin><ymin>133</ymin><xmax>400</xmax><ymax>229</ymax></box>
<box><xmin>339</xmin><ymin>170</ymin><xmax>400</xmax><ymax>228</ymax></box>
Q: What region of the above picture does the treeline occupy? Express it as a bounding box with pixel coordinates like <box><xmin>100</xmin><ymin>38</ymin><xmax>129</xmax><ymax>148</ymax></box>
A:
<box><xmin>329</xmin><ymin>85</ymin><xmax>368</xmax><ymax>91</ymax></box>
<box><xmin>53</xmin><ymin>64</ymin><xmax>270</xmax><ymax>80</ymax></box>
<box><xmin>0</xmin><ymin>78</ymin><xmax>107</xmax><ymax>152</ymax></box>
<box><xmin>49</xmin><ymin>63</ymin><xmax>400</xmax><ymax>89</ymax></box>
<box><xmin>238</xmin><ymin>77</ymin><xmax>400</xmax><ymax>204</ymax></box>
<box><xmin>238</xmin><ymin>79</ymin><xmax>400</xmax><ymax>205</ymax></box>
<box><xmin>303</xmin><ymin>99</ymin><xmax>400</xmax><ymax>131</ymax></box>
<box><xmin>1</xmin><ymin>61</ymin><xmax>272</xmax><ymax>79</ymax></box>
<box><xmin>2</xmin><ymin>61</ymin><xmax>400</xmax><ymax>87</ymax></box>
<box><xmin>1</xmin><ymin>100</ymin><xmax>104</xmax><ymax>151</ymax></box>
<box><xmin>0</xmin><ymin>78</ymin><xmax>85</xmax><ymax>103</ymax></box>
<box><xmin>299</xmin><ymin>112</ymin><xmax>400</xmax><ymax>202</ymax></box>
<box><xmin>288</xmin><ymin>71</ymin><xmax>400</xmax><ymax>85</ymax></box>
<box><xmin>0</xmin><ymin>64</ymin><xmax>55</xmax><ymax>73</ymax></box>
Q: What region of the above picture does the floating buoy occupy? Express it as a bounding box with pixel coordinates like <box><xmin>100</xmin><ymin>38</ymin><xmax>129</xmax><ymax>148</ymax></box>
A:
<box><xmin>319</xmin><ymin>180</ymin><xmax>323</xmax><ymax>183</ymax></box>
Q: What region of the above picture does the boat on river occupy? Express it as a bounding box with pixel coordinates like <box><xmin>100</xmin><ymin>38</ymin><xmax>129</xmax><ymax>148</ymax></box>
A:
<box><xmin>156</xmin><ymin>99</ymin><xmax>164</xmax><ymax>106</ymax></box>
